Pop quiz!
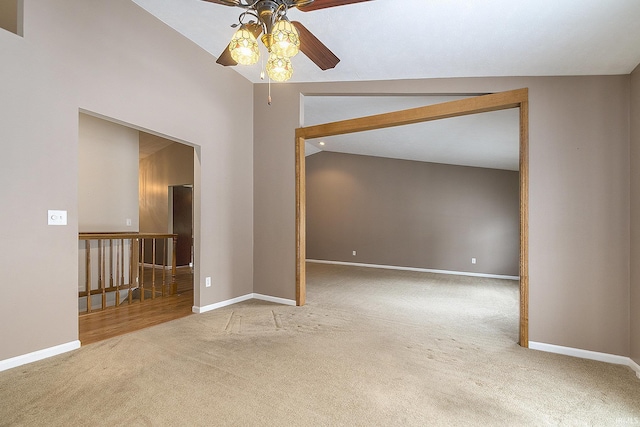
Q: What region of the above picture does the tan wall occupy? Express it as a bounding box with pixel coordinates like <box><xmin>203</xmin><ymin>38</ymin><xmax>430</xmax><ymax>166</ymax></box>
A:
<box><xmin>78</xmin><ymin>113</ymin><xmax>139</xmax><ymax>232</ymax></box>
<box><xmin>0</xmin><ymin>0</ymin><xmax>253</xmax><ymax>362</ymax></box>
<box><xmin>306</xmin><ymin>152</ymin><xmax>520</xmax><ymax>276</ymax></box>
<box><xmin>139</xmin><ymin>138</ymin><xmax>194</xmax><ymax>234</ymax></box>
<box><xmin>631</xmin><ymin>64</ymin><xmax>640</xmax><ymax>365</ymax></box>
<box><xmin>0</xmin><ymin>0</ymin><xmax>18</xmax><ymax>34</ymax></box>
<box><xmin>254</xmin><ymin>76</ymin><xmax>631</xmax><ymax>356</ymax></box>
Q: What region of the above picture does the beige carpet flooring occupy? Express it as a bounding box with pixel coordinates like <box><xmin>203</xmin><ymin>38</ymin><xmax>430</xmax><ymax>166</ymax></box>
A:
<box><xmin>1</xmin><ymin>263</ymin><xmax>639</xmax><ymax>426</ymax></box>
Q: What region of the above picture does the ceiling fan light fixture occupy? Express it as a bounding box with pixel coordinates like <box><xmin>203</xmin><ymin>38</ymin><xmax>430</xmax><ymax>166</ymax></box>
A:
<box><xmin>270</xmin><ymin>19</ymin><xmax>300</xmax><ymax>58</ymax></box>
<box><xmin>229</xmin><ymin>25</ymin><xmax>260</xmax><ymax>65</ymax></box>
<box><xmin>266</xmin><ymin>53</ymin><xmax>293</xmax><ymax>82</ymax></box>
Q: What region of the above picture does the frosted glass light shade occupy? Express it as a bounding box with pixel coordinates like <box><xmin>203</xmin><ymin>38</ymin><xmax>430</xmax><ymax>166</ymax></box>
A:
<box><xmin>266</xmin><ymin>54</ymin><xmax>293</xmax><ymax>82</ymax></box>
<box><xmin>271</xmin><ymin>20</ymin><xmax>300</xmax><ymax>58</ymax></box>
<box><xmin>229</xmin><ymin>26</ymin><xmax>260</xmax><ymax>65</ymax></box>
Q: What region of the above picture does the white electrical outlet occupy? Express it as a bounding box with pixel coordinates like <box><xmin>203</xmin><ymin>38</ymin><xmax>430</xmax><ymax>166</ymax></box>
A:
<box><xmin>48</xmin><ymin>210</ymin><xmax>67</xmax><ymax>226</ymax></box>
<box><xmin>352</xmin><ymin>250</ymin><xmax>356</xmax><ymax>256</ymax></box>
<box><xmin>126</xmin><ymin>218</ymin><xmax>132</xmax><ymax>226</ymax></box>
<box><xmin>471</xmin><ymin>258</ymin><xmax>477</xmax><ymax>264</ymax></box>
<box><xmin>205</xmin><ymin>277</ymin><xmax>211</xmax><ymax>287</ymax></box>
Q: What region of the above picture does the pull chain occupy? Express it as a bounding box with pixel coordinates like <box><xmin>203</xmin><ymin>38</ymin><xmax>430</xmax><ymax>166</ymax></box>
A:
<box><xmin>259</xmin><ymin>52</ymin><xmax>271</xmax><ymax>106</ymax></box>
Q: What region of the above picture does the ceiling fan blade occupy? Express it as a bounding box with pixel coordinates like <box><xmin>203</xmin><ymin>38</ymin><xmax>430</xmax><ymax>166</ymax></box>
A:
<box><xmin>292</xmin><ymin>21</ymin><xmax>340</xmax><ymax>70</ymax></box>
<box><xmin>297</xmin><ymin>0</ymin><xmax>373</xmax><ymax>12</ymax></box>
<box><xmin>215</xmin><ymin>23</ymin><xmax>263</xmax><ymax>67</ymax></box>
<box><xmin>216</xmin><ymin>45</ymin><xmax>237</xmax><ymax>66</ymax></box>
<box><xmin>201</xmin><ymin>0</ymin><xmax>240</xmax><ymax>6</ymax></box>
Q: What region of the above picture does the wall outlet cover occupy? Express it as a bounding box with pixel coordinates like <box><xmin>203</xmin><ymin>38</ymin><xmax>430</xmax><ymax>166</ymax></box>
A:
<box><xmin>48</xmin><ymin>210</ymin><xmax>67</xmax><ymax>226</ymax></box>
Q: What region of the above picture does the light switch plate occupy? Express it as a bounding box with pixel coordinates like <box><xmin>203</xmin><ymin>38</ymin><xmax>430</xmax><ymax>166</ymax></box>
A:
<box><xmin>48</xmin><ymin>210</ymin><xmax>67</xmax><ymax>226</ymax></box>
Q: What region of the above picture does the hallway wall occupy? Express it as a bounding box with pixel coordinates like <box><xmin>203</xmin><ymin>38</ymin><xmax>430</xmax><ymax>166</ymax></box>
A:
<box><xmin>78</xmin><ymin>113</ymin><xmax>140</xmax><ymax>233</ymax></box>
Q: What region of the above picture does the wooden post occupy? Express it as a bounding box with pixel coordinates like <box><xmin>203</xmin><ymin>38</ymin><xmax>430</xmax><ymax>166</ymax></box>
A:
<box><xmin>139</xmin><ymin>238</ymin><xmax>145</xmax><ymax>302</ymax></box>
<box><xmin>171</xmin><ymin>235</ymin><xmax>177</xmax><ymax>295</ymax></box>
<box><xmin>85</xmin><ymin>240</ymin><xmax>91</xmax><ymax>313</ymax></box>
<box><xmin>161</xmin><ymin>238</ymin><xmax>167</xmax><ymax>297</ymax></box>
<box><xmin>151</xmin><ymin>238</ymin><xmax>156</xmax><ymax>299</ymax></box>
<box><xmin>519</xmin><ymin>96</ymin><xmax>530</xmax><ymax>348</ymax></box>
<box><xmin>129</xmin><ymin>237</ymin><xmax>138</xmax><ymax>304</ymax></box>
<box><xmin>120</xmin><ymin>238</ymin><xmax>125</xmax><ymax>305</ymax></box>
<box><xmin>295</xmin><ymin>133</ymin><xmax>306</xmax><ymax>306</ymax></box>
<box><xmin>115</xmin><ymin>239</ymin><xmax>120</xmax><ymax>306</ymax></box>
<box><xmin>99</xmin><ymin>240</ymin><xmax>106</xmax><ymax>310</ymax></box>
<box><xmin>109</xmin><ymin>239</ymin><xmax>114</xmax><ymax>307</ymax></box>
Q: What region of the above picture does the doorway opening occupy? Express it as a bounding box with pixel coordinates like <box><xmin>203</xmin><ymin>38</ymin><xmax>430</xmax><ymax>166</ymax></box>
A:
<box><xmin>78</xmin><ymin>112</ymin><xmax>198</xmax><ymax>344</ymax></box>
<box><xmin>170</xmin><ymin>185</ymin><xmax>193</xmax><ymax>268</ymax></box>
<box><xmin>169</xmin><ymin>184</ymin><xmax>194</xmax><ymax>294</ymax></box>
<box><xmin>295</xmin><ymin>89</ymin><xmax>529</xmax><ymax>347</ymax></box>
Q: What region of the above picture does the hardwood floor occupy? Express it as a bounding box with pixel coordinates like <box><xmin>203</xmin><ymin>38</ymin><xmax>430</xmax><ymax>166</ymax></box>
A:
<box><xmin>79</xmin><ymin>267</ymin><xmax>194</xmax><ymax>345</ymax></box>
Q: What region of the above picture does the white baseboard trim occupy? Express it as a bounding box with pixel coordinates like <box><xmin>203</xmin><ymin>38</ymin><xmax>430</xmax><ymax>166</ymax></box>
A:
<box><xmin>0</xmin><ymin>340</ymin><xmax>81</xmax><ymax>372</ymax></box>
<box><xmin>193</xmin><ymin>293</ymin><xmax>296</xmax><ymax>314</ymax></box>
<box><xmin>529</xmin><ymin>341</ymin><xmax>640</xmax><ymax>378</ymax></box>
<box><xmin>253</xmin><ymin>293</ymin><xmax>296</xmax><ymax>306</ymax></box>
<box><xmin>307</xmin><ymin>259</ymin><xmax>520</xmax><ymax>281</ymax></box>
<box><xmin>629</xmin><ymin>359</ymin><xmax>640</xmax><ymax>379</ymax></box>
<box><xmin>193</xmin><ymin>294</ymin><xmax>253</xmax><ymax>314</ymax></box>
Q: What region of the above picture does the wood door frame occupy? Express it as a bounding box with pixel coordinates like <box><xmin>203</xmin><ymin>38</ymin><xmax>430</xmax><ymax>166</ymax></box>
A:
<box><xmin>169</xmin><ymin>184</ymin><xmax>194</xmax><ymax>267</ymax></box>
<box><xmin>295</xmin><ymin>88</ymin><xmax>530</xmax><ymax>347</ymax></box>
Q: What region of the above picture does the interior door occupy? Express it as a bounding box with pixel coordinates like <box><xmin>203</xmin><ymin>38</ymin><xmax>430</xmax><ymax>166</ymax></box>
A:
<box><xmin>172</xmin><ymin>186</ymin><xmax>193</xmax><ymax>267</ymax></box>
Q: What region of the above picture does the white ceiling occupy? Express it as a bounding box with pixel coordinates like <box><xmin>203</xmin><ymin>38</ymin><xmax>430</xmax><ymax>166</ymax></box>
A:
<box><xmin>132</xmin><ymin>0</ymin><xmax>640</xmax><ymax>83</ymax></box>
<box><xmin>303</xmin><ymin>95</ymin><xmax>521</xmax><ymax>170</ymax></box>
<box><xmin>131</xmin><ymin>0</ymin><xmax>640</xmax><ymax>170</ymax></box>
<box><xmin>139</xmin><ymin>131</ymin><xmax>175</xmax><ymax>158</ymax></box>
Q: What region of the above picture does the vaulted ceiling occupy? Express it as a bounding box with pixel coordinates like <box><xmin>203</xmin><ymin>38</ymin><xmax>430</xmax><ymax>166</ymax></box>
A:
<box><xmin>133</xmin><ymin>0</ymin><xmax>640</xmax><ymax>83</ymax></box>
<box><xmin>132</xmin><ymin>0</ymin><xmax>640</xmax><ymax>170</ymax></box>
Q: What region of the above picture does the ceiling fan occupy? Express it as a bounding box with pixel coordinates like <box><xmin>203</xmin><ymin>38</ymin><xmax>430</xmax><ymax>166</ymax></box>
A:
<box><xmin>202</xmin><ymin>0</ymin><xmax>372</xmax><ymax>81</ymax></box>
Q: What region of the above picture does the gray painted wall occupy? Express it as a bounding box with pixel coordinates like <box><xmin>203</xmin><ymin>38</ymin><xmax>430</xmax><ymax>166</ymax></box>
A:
<box><xmin>78</xmin><ymin>113</ymin><xmax>140</xmax><ymax>233</ymax></box>
<box><xmin>254</xmin><ymin>76</ymin><xmax>631</xmax><ymax>356</ymax></box>
<box><xmin>0</xmin><ymin>0</ymin><xmax>253</xmax><ymax>362</ymax></box>
<box><xmin>306</xmin><ymin>152</ymin><xmax>519</xmax><ymax>276</ymax></box>
<box><xmin>631</xmin><ymin>64</ymin><xmax>640</xmax><ymax>366</ymax></box>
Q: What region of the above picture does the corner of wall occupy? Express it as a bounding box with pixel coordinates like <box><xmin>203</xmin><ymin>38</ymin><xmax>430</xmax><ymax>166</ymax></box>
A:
<box><xmin>630</xmin><ymin>63</ymin><xmax>640</xmax><ymax>363</ymax></box>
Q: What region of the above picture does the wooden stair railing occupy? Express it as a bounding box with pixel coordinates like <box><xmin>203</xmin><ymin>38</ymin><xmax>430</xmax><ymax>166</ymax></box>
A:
<box><xmin>78</xmin><ymin>233</ymin><xmax>178</xmax><ymax>313</ymax></box>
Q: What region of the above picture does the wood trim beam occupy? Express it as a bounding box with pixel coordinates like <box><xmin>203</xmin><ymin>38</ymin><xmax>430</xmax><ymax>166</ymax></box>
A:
<box><xmin>295</xmin><ymin>88</ymin><xmax>530</xmax><ymax>347</ymax></box>
<box><xmin>296</xmin><ymin>88</ymin><xmax>527</xmax><ymax>140</ymax></box>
